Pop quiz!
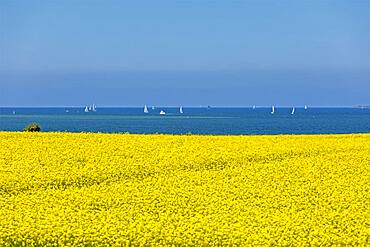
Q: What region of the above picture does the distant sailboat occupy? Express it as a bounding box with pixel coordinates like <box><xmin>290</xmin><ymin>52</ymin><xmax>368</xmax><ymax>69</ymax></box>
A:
<box><xmin>13</xmin><ymin>110</ymin><xmax>16</xmax><ymax>115</ymax></box>
<box><xmin>159</xmin><ymin>110</ymin><xmax>166</xmax><ymax>115</ymax></box>
<box><xmin>144</xmin><ymin>105</ymin><xmax>149</xmax><ymax>113</ymax></box>
<box><xmin>252</xmin><ymin>105</ymin><xmax>256</xmax><ymax>110</ymax></box>
<box><xmin>84</xmin><ymin>104</ymin><xmax>96</xmax><ymax>112</ymax></box>
<box><xmin>304</xmin><ymin>105</ymin><xmax>308</xmax><ymax>110</ymax></box>
<box><xmin>271</xmin><ymin>105</ymin><xmax>275</xmax><ymax>114</ymax></box>
<box><xmin>291</xmin><ymin>107</ymin><xmax>295</xmax><ymax>115</ymax></box>
<box><xmin>179</xmin><ymin>106</ymin><xmax>183</xmax><ymax>114</ymax></box>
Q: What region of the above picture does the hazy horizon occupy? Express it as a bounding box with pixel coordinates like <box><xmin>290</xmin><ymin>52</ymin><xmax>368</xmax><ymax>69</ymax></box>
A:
<box><xmin>0</xmin><ymin>104</ymin><xmax>367</xmax><ymax>108</ymax></box>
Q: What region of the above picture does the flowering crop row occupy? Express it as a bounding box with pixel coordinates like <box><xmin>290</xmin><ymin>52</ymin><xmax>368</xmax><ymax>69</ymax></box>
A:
<box><xmin>0</xmin><ymin>132</ymin><xmax>369</xmax><ymax>245</ymax></box>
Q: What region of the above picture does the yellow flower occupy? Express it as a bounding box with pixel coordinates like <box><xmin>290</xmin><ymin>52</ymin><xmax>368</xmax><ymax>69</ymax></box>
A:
<box><xmin>0</xmin><ymin>132</ymin><xmax>369</xmax><ymax>245</ymax></box>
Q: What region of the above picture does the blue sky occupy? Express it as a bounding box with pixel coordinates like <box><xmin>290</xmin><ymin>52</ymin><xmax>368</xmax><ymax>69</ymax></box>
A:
<box><xmin>1</xmin><ymin>0</ymin><xmax>369</xmax><ymax>106</ymax></box>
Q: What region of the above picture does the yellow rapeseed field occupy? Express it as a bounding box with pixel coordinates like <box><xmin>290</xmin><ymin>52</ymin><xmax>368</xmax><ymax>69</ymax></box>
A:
<box><xmin>0</xmin><ymin>132</ymin><xmax>369</xmax><ymax>246</ymax></box>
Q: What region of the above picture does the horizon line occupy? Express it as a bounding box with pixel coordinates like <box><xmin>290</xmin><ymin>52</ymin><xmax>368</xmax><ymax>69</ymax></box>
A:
<box><xmin>0</xmin><ymin>105</ymin><xmax>367</xmax><ymax>108</ymax></box>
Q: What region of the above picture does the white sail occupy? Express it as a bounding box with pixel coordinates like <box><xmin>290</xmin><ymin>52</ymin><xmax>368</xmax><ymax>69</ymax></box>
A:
<box><xmin>159</xmin><ymin>110</ymin><xmax>166</xmax><ymax>115</ymax></box>
<box><xmin>304</xmin><ymin>105</ymin><xmax>308</xmax><ymax>110</ymax></box>
<box><xmin>84</xmin><ymin>106</ymin><xmax>89</xmax><ymax>113</ymax></box>
<box><xmin>291</xmin><ymin>107</ymin><xmax>295</xmax><ymax>115</ymax></box>
<box><xmin>92</xmin><ymin>104</ymin><xmax>97</xmax><ymax>112</ymax></box>
<box><xmin>144</xmin><ymin>105</ymin><xmax>149</xmax><ymax>113</ymax></box>
<box><xmin>252</xmin><ymin>105</ymin><xmax>256</xmax><ymax>110</ymax></box>
<box><xmin>179</xmin><ymin>106</ymin><xmax>183</xmax><ymax>114</ymax></box>
<box><xmin>271</xmin><ymin>105</ymin><xmax>275</xmax><ymax>114</ymax></box>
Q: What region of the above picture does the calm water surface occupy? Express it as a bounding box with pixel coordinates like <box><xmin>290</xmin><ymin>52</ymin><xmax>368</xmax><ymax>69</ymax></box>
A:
<box><xmin>1</xmin><ymin>107</ymin><xmax>370</xmax><ymax>135</ymax></box>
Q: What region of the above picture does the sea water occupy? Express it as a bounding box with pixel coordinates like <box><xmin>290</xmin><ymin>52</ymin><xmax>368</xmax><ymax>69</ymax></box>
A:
<box><xmin>1</xmin><ymin>107</ymin><xmax>370</xmax><ymax>135</ymax></box>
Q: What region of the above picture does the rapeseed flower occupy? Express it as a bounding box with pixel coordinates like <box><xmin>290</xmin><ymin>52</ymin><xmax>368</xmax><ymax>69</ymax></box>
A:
<box><xmin>0</xmin><ymin>132</ymin><xmax>369</xmax><ymax>245</ymax></box>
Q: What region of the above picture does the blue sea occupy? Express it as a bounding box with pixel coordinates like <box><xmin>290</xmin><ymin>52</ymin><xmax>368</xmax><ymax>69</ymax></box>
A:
<box><xmin>1</xmin><ymin>107</ymin><xmax>370</xmax><ymax>135</ymax></box>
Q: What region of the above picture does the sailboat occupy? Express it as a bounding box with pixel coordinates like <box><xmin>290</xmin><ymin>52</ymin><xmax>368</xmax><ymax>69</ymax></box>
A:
<box><xmin>304</xmin><ymin>105</ymin><xmax>308</xmax><ymax>110</ymax></box>
<box><xmin>144</xmin><ymin>105</ymin><xmax>149</xmax><ymax>113</ymax></box>
<box><xmin>84</xmin><ymin>106</ymin><xmax>89</xmax><ymax>113</ymax></box>
<box><xmin>252</xmin><ymin>105</ymin><xmax>256</xmax><ymax>110</ymax></box>
<box><xmin>179</xmin><ymin>106</ymin><xmax>183</xmax><ymax>114</ymax></box>
<box><xmin>271</xmin><ymin>105</ymin><xmax>275</xmax><ymax>114</ymax></box>
<box><xmin>159</xmin><ymin>110</ymin><xmax>166</xmax><ymax>115</ymax></box>
<box><xmin>291</xmin><ymin>107</ymin><xmax>295</xmax><ymax>115</ymax></box>
<box><xmin>92</xmin><ymin>104</ymin><xmax>97</xmax><ymax>112</ymax></box>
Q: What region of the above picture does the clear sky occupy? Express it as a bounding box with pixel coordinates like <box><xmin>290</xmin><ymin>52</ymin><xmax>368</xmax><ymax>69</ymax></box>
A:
<box><xmin>1</xmin><ymin>0</ymin><xmax>369</xmax><ymax>106</ymax></box>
